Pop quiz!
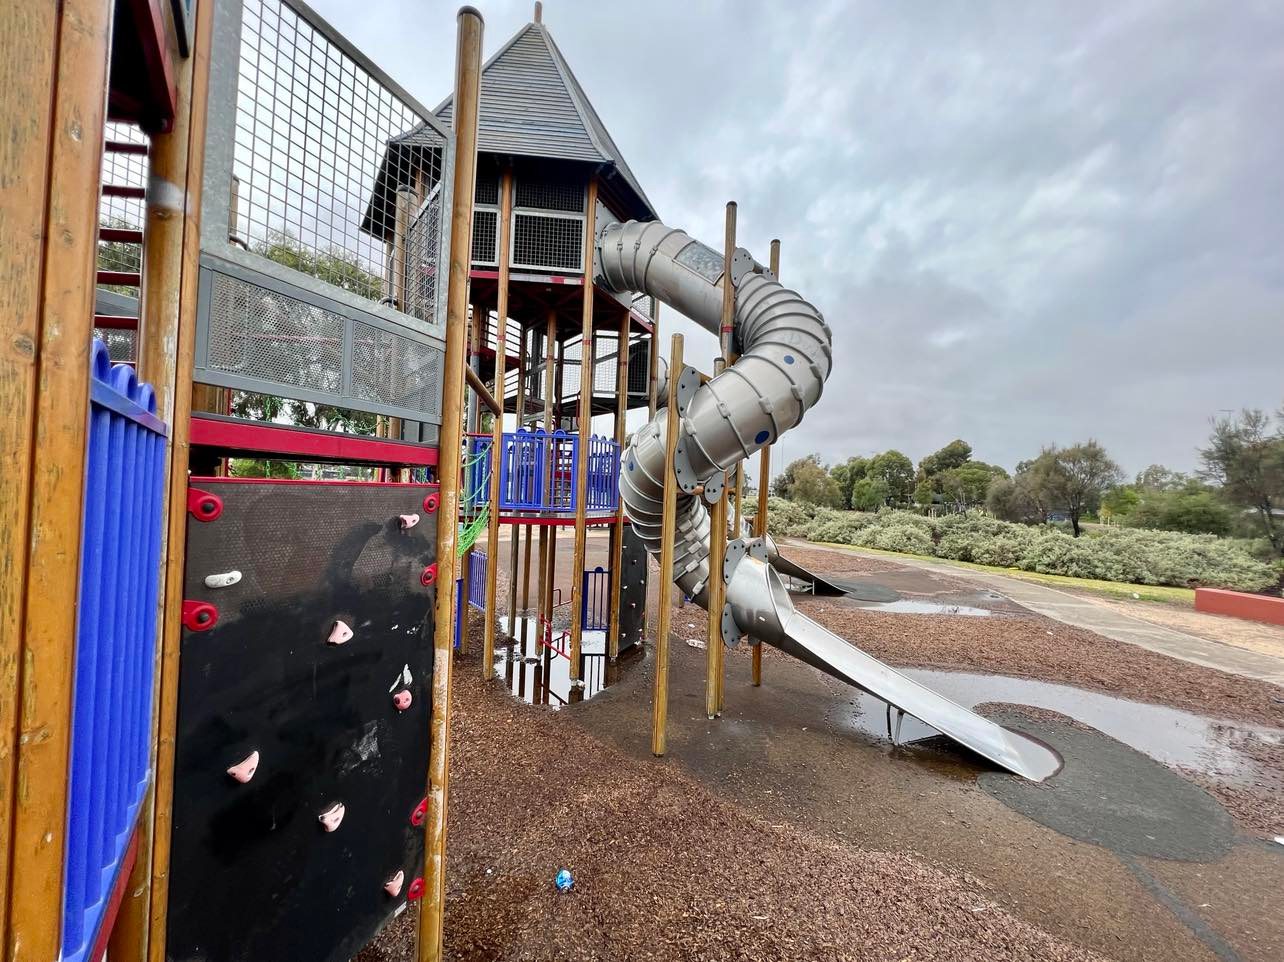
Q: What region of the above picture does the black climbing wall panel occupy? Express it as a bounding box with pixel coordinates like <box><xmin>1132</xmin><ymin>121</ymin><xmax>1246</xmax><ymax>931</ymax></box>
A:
<box><xmin>618</xmin><ymin>525</ymin><xmax>648</xmax><ymax>653</ymax></box>
<box><xmin>167</xmin><ymin>479</ymin><xmax>438</xmax><ymax>962</ymax></box>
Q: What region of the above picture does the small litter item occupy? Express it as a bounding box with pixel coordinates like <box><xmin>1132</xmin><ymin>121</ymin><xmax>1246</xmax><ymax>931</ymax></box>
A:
<box><xmin>685</xmin><ymin>639</ymin><xmax>706</xmax><ymax>650</ymax></box>
<box><xmin>1132</xmin><ymin>592</ymin><xmax>1140</xmax><ymax>599</ymax></box>
<box><xmin>1274</xmin><ymin>836</ymin><xmax>1284</xmax><ymax>846</ymax></box>
<box><xmin>554</xmin><ymin>869</ymin><xmax>573</xmax><ymax>892</ymax></box>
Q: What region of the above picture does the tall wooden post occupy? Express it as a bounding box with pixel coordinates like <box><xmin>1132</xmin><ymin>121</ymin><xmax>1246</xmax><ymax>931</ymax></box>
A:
<box><xmin>705</xmin><ymin>203</ymin><xmax>735</xmax><ymax>717</ymax></box>
<box><xmin>104</xmin><ymin>1</ymin><xmax>215</xmax><ymax>958</ymax></box>
<box><xmin>1</xmin><ymin>1</ymin><xmax>112</xmax><ymax>957</ymax></box>
<box><xmin>652</xmin><ymin>334</ymin><xmax>684</xmax><ymax>756</ymax></box>
<box><xmin>751</xmin><ymin>238</ymin><xmax>780</xmax><ymax>687</ymax></box>
<box><xmin>567</xmin><ymin>178</ymin><xmax>599</xmax><ymax>679</ymax></box>
<box><xmin>489</xmin><ymin>170</ymin><xmax>515</xmax><ymax>669</ymax></box>
<box><xmin>421</xmin><ymin>10</ymin><xmax>483</xmax><ymax>961</ymax></box>
<box><xmin>606</xmin><ymin>307</ymin><xmax>630</xmax><ymax>660</ymax></box>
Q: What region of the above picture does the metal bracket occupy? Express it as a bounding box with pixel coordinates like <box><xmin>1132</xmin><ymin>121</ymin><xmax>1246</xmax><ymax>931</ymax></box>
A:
<box><xmin>702</xmin><ymin>470</ymin><xmax>724</xmax><ymax>505</ymax></box>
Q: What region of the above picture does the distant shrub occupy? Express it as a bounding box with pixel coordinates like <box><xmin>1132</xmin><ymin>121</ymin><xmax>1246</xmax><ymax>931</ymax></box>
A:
<box><xmin>761</xmin><ymin>504</ymin><xmax>1277</xmax><ymax>592</ymax></box>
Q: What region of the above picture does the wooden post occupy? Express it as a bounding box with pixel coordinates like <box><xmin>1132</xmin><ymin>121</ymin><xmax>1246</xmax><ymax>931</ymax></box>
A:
<box><xmin>652</xmin><ymin>334</ymin><xmax>683</xmax><ymax>756</ymax></box>
<box><xmin>751</xmin><ymin>239</ymin><xmax>779</xmax><ymax>688</ymax></box>
<box><xmin>420</xmin><ymin>10</ymin><xmax>483</xmax><ymax>962</ymax></box>
<box><xmin>2</xmin><ymin>0</ymin><xmax>112</xmax><ymax>956</ymax></box>
<box><xmin>0</xmin><ymin>4</ymin><xmax>59</xmax><ymax>948</ymax></box>
<box><xmin>606</xmin><ymin>307</ymin><xmax>629</xmax><ymax>660</ymax></box>
<box><xmin>486</xmin><ymin>168</ymin><xmax>514</xmax><ymax>671</ymax></box>
<box><xmin>103</xmin><ymin>1</ymin><xmax>215</xmax><ymax>958</ymax></box>
<box><xmin>705</xmin><ymin>203</ymin><xmax>735</xmax><ymax>717</ymax></box>
<box><xmin>567</xmin><ymin>178</ymin><xmax>599</xmax><ymax>680</ymax></box>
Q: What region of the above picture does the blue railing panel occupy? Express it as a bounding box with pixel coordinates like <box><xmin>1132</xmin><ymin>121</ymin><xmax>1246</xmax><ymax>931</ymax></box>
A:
<box><xmin>580</xmin><ymin>566</ymin><xmax>611</xmax><ymax>631</ymax></box>
<box><xmin>496</xmin><ymin>429</ymin><xmax>619</xmax><ymax>514</ymax></box>
<box><xmin>62</xmin><ymin>340</ymin><xmax>168</xmax><ymax>962</ymax></box>
<box><xmin>468</xmin><ymin>548</ymin><xmax>487</xmax><ymax>611</ymax></box>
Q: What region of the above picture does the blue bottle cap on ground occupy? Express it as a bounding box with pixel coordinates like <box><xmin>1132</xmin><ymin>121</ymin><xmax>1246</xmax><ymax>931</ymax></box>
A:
<box><xmin>554</xmin><ymin>869</ymin><xmax>573</xmax><ymax>892</ymax></box>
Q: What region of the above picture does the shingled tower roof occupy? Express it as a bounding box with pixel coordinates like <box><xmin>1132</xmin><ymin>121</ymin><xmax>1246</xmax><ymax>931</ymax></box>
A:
<box><xmin>363</xmin><ymin>16</ymin><xmax>656</xmax><ymax>239</ymax></box>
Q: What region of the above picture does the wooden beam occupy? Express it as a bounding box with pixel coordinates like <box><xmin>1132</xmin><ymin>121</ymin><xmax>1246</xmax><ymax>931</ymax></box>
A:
<box><xmin>0</xmin><ymin>3</ymin><xmax>59</xmax><ymax>952</ymax></box>
<box><xmin>420</xmin><ymin>10</ymin><xmax>483</xmax><ymax>961</ymax></box>
<box><xmin>652</xmin><ymin>334</ymin><xmax>683</xmax><ymax>756</ymax></box>
<box><xmin>115</xmin><ymin>0</ymin><xmax>215</xmax><ymax>957</ymax></box>
<box><xmin>752</xmin><ymin>238</ymin><xmax>780</xmax><ymax>688</ymax></box>
<box><xmin>464</xmin><ymin>363</ymin><xmax>500</xmax><ymax>416</ymax></box>
<box><xmin>706</xmin><ymin>203</ymin><xmax>736</xmax><ymax>717</ymax></box>
<box><xmin>606</xmin><ymin>306</ymin><xmax>629</xmax><ymax>661</ymax></box>
<box><xmin>6</xmin><ymin>1</ymin><xmax>114</xmax><ymax>956</ymax></box>
<box><xmin>567</xmin><ymin>178</ymin><xmax>599</xmax><ymax>680</ymax></box>
<box><xmin>484</xmin><ymin>167</ymin><xmax>514</xmax><ymax>673</ymax></box>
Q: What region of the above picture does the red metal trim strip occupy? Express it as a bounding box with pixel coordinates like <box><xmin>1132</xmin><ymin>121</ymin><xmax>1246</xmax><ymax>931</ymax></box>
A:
<box><xmin>101</xmin><ymin>184</ymin><xmax>147</xmax><ymax>199</ymax></box>
<box><xmin>93</xmin><ymin>314</ymin><xmax>139</xmax><ymax>330</ymax></box>
<box><xmin>191</xmin><ymin>477</ymin><xmax>434</xmax><ymax>489</ymax></box>
<box><xmin>190</xmin><ymin>416</ymin><xmax>439</xmax><ymax>468</ymax></box>
<box><xmin>87</xmin><ymin>828</ymin><xmax>139</xmax><ymax>962</ymax></box>
<box><xmin>97</xmin><ymin>270</ymin><xmax>142</xmax><ymax>287</ymax></box>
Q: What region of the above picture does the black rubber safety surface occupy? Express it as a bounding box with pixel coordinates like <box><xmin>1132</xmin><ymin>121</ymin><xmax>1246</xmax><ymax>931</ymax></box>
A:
<box><xmin>979</xmin><ymin>710</ymin><xmax>1235</xmax><ymax>862</ymax></box>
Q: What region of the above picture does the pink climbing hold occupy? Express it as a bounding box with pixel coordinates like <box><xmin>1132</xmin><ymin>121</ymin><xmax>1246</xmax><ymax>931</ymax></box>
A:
<box><xmin>226</xmin><ymin>750</ymin><xmax>260</xmax><ymax>784</ymax></box>
<box><xmin>327</xmin><ymin>620</ymin><xmax>353</xmax><ymax>645</ymax></box>
<box><xmin>384</xmin><ymin>870</ymin><xmax>405</xmax><ymax>898</ymax></box>
<box><xmin>319</xmin><ymin>802</ymin><xmax>345</xmax><ymax>832</ymax></box>
<box><xmin>399</xmin><ymin>513</ymin><xmax>420</xmax><ymax>530</ymax></box>
<box><xmin>393</xmin><ymin>689</ymin><xmax>413</xmax><ymax>711</ymax></box>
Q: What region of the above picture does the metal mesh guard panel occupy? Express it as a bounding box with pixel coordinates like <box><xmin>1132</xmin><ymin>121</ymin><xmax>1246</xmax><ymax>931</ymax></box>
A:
<box><xmin>515</xmin><ymin>177</ymin><xmax>584</xmax><ymax>213</ymax></box>
<box><xmin>512</xmin><ymin>212</ymin><xmax>583</xmax><ymax>272</ymax></box>
<box><xmin>352</xmin><ymin>319</ymin><xmax>443</xmax><ymax>417</ymax></box>
<box><xmin>471</xmin><ymin>209</ymin><xmax>498</xmax><ymax>265</ymax></box>
<box><xmin>208</xmin><ymin>270</ymin><xmax>345</xmax><ymax>393</ymax></box>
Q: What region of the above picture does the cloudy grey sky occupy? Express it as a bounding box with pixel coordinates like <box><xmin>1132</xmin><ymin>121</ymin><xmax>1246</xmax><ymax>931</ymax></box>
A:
<box><xmin>314</xmin><ymin>0</ymin><xmax>1283</xmax><ymax>477</ymax></box>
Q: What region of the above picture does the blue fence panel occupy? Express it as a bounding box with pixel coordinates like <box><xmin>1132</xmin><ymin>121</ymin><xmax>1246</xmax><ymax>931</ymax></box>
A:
<box><xmin>62</xmin><ymin>340</ymin><xmax>168</xmax><ymax>962</ymax></box>
<box><xmin>580</xmin><ymin>566</ymin><xmax>611</xmax><ymax>631</ymax></box>
<box><xmin>468</xmin><ymin>548</ymin><xmax>487</xmax><ymax>611</ymax></box>
<box><xmin>462</xmin><ymin>434</ymin><xmax>492</xmax><ymax>515</ymax></box>
<box><xmin>585</xmin><ymin>435</ymin><xmax>621</xmax><ymax>511</ymax></box>
<box><xmin>497</xmin><ymin>428</ymin><xmax>579</xmax><ymax>512</ymax></box>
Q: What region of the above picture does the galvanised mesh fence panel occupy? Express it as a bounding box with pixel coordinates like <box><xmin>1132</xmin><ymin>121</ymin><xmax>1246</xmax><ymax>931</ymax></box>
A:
<box><xmin>196</xmin><ymin>0</ymin><xmax>451</xmax><ymax>423</ymax></box>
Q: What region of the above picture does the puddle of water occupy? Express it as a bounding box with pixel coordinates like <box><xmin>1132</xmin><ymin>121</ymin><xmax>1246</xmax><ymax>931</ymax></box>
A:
<box><xmin>845</xmin><ymin>668</ymin><xmax>1282</xmax><ymax>785</ymax></box>
<box><xmin>492</xmin><ymin>616</ymin><xmax>610</xmax><ymax>708</ymax></box>
<box><xmin>857</xmin><ymin>600</ymin><xmax>993</xmax><ymax>617</ymax></box>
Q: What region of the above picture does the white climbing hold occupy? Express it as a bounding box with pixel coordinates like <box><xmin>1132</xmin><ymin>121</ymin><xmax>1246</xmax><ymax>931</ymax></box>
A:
<box><xmin>384</xmin><ymin>870</ymin><xmax>405</xmax><ymax>897</ymax></box>
<box><xmin>226</xmin><ymin>750</ymin><xmax>260</xmax><ymax>784</ymax></box>
<box><xmin>319</xmin><ymin>802</ymin><xmax>345</xmax><ymax>832</ymax></box>
<box><xmin>205</xmin><ymin>570</ymin><xmax>242</xmax><ymax>589</ymax></box>
<box><xmin>328</xmin><ymin>620</ymin><xmax>353</xmax><ymax>645</ymax></box>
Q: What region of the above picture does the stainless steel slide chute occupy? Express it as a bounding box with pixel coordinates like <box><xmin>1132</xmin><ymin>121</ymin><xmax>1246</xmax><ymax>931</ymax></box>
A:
<box><xmin>600</xmin><ymin>220</ymin><xmax>1059</xmax><ymax>781</ymax></box>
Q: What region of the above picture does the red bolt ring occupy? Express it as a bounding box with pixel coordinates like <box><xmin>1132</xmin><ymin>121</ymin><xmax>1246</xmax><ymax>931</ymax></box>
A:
<box><xmin>182</xmin><ymin>600</ymin><xmax>219</xmax><ymax>632</ymax></box>
<box><xmin>187</xmin><ymin>488</ymin><xmax>223</xmax><ymax>522</ymax></box>
<box><xmin>422</xmin><ymin>492</ymin><xmax>439</xmax><ymax>514</ymax></box>
<box><xmin>420</xmin><ymin>564</ymin><xmax>437</xmax><ymax>587</ymax></box>
<box><xmin>410</xmin><ymin>797</ymin><xmax>428</xmax><ymax>827</ymax></box>
<box><xmin>407</xmin><ymin>877</ymin><xmax>425</xmax><ymax>901</ymax></box>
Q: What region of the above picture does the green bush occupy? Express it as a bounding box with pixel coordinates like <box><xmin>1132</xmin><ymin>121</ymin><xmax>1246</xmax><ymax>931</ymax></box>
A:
<box><xmin>762</xmin><ymin>502</ymin><xmax>1277</xmax><ymax>592</ymax></box>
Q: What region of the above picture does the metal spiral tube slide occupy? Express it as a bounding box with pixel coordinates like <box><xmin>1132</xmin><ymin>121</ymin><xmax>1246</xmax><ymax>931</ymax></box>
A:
<box><xmin>599</xmin><ymin>220</ymin><xmax>1058</xmax><ymax>781</ymax></box>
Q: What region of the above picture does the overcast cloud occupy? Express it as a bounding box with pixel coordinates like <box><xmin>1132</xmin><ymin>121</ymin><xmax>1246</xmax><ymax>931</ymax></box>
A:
<box><xmin>314</xmin><ymin>0</ymin><xmax>1283</xmax><ymax>477</ymax></box>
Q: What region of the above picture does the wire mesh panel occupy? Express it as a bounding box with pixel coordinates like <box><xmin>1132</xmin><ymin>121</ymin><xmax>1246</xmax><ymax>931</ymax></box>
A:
<box><xmin>62</xmin><ymin>342</ymin><xmax>168</xmax><ymax>962</ymax></box>
<box><xmin>512</xmin><ymin>212</ymin><xmax>583</xmax><ymax>272</ymax></box>
<box><xmin>197</xmin><ymin>0</ymin><xmax>451</xmax><ymax>422</ymax></box>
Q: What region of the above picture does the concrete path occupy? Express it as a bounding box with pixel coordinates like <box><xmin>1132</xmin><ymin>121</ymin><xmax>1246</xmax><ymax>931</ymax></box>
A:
<box><xmin>788</xmin><ymin>541</ymin><xmax>1284</xmax><ymax>686</ymax></box>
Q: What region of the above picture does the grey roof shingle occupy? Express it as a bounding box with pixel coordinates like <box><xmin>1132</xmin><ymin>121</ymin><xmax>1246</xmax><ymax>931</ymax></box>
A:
<box><xmin>435</xmin><ymin>21</ymin><xmax>655</xmax><ymax>217</ymax></box>
<box><xmin>363</xmin><ymin>19</ymin><xmax>656</xmax><ymax>240</ymax></box>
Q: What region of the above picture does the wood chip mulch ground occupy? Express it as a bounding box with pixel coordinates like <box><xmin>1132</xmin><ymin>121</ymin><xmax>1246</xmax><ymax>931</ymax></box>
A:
<box><xmin>359</xmin><ymin>659</ymin><xmax>1105</xmax><ymax>962</ymax></box>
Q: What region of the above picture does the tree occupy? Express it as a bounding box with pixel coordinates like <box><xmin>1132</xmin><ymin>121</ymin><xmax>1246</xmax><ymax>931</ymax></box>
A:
<box><xmin>1200</xmin><ymin>408</ymin><xmax>1284</xmax><ymax>556</ymax></box>
<box><xmin>1049</xmin><ymin>440</ymin><xmax>1123</xmax><ymax>537</ymax></box>
<box><xmin>913</xmin><ymin>478</ymin><xmax>935</xmax><ymax>508</ymax></box>
<box><xmin>851</xmin><ymin>476</ymin><xmax>890</xmax><ymax>511</ymax></box>
<box><xmin>938</xmin><ymin>461</ymin><xmax>1008</xmax><ymax>511</ymax></box>
<box><xmin>772</xmin><ymin>454</ymin><xmax>842</xmax><ymax>507</ymax></box>
<box><xmin>918</xmin><ymin>439</ymin><xmax>972</xmax><ymax>481</ymax></box>
<box><xmin>1100</xmin><ymin>485</ymin><xmax>1141</xmax><ymax>523</ymax></box>
<box><xmin>867</xmin><ymin>450</ymin><xmax>914</xmax><ymax>504</ymax></box>
<box><xmin>1135</xmin><ymin>464</ymin><xmax>1187</xmax><ymax>492</ymax></box>
<box><xmin>829</xmin><ymin>456</ymin><xmax>870</xmax><ymax>509</ymax></box>
<box><xmin>1126</xmin><ymin>482</ymin><xmax>1234</xmax><ymax>536</ymax></box>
